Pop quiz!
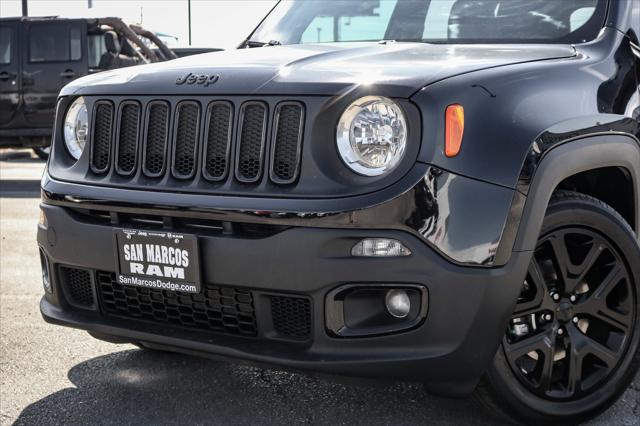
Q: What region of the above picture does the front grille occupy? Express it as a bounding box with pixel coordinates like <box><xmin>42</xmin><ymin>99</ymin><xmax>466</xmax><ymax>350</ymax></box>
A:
<box><xmin>271</xmin><ymin>296</ymin><xmax>311</xmax><ymax>338</ymax></box>
<box><xmin>90</xmin><ymin>102</ymin><xmax>114</xmax><ymax>173</ymax></box>
<box><xmin>88</xmin><ymin>98</ymin><xmax>304</xmax><ymax>187</ymax></box>
<box><xmin>59</xmin><ymin>266</ymin><xmax>95</xmax><ymax>308</ymax></box>
<box><xmin>96</xmin><ymin>271</ymin><xmax>258</xmax><ymax>337</ymax></box>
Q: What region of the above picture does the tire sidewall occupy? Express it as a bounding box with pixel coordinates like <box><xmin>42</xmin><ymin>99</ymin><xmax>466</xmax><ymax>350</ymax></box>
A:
<box><xmin>486</xmin><ymin>195</ymin><xmax>640</xmax><ymax>423</ymax></box>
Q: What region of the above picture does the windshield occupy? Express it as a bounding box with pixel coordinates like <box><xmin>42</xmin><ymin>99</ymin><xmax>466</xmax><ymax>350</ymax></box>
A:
<box><xmin>249</xmin><ymin>0</ymin><xmax>607</xmax><ymax>45</ymax></box>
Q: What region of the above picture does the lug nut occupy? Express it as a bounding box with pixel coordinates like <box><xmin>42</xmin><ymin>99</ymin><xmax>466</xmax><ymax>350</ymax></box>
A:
<box><xmin>573</xmin><ymin>317</ymin><xmax>579</xmax><ymax>324</ymax></box>
<box><xmin>552</xmin><ymin>293</ymin><xmax>560</xmax><ymax>301</ymax></box>
<box><xmin>543</xmin><ymin>314</ymin><xmax>552</xmax><ymax>321</ymax></box>
<box><xmin>558</xmin><ymin>328</ymin><xmax>564</xmax><ymax>335</ymax></box>
<box><xmin>570</xmin><ymin>295</ymin><xmax>577</xmax><ymax>303</ymax></box>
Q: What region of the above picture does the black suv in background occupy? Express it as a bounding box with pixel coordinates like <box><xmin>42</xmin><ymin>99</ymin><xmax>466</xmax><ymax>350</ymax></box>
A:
<box><xmin>38</xmin><ymin>0</ymin><xmax>639</xmax><ymax>423</ymax></box>
<box><xmin>0</xmin><ymin>17</ymin><xmax>211</xmax><ymax>158</ymax></box>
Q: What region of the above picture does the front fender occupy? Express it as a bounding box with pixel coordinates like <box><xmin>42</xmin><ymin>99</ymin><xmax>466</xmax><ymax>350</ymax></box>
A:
<box><xmin>513</xmin><ymin>132</ymin><xmax>640</xmax><ymax>253</ymax></box>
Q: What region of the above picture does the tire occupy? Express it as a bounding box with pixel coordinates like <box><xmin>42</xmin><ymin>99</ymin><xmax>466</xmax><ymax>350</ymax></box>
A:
<box><xmin>475</xmin><ymin>191</ymin><xmax>640</xmax><ymax>425</ymax></box>
<box><xmin>32</xmin><ymin>146</ymin><xmax>50</xmax><ymax>160</ymax></box>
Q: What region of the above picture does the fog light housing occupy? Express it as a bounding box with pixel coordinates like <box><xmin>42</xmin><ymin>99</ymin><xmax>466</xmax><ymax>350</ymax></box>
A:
<box><xmin>39</xmin><ymin>248</ymin><xmax>52</xmax><ymax>293</ymax></box>
<box><xmin>326</xmin><ymin>284</ymin><xmax>428</xmax><ymax>337</ymax></box>
<box><xmin>352</xmin><ymin>238</ymin><xmax>411</xmax><ymax>257</ymax></box>
<box><xmin>385</xmin><ymin>289</ymin><xmax>411</xmax><ymax>318</ymax></box>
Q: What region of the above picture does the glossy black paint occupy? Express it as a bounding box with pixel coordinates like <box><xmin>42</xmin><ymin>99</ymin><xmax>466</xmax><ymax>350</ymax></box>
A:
<box><xmin>39</xmin><ymin>0</ymin><xmax>640</xmax><ymax>394</ymax></box>
<box><xmin>41</xmin><ymin>163</ymin><xmax>515</xmax><ymax>266</ymax></box>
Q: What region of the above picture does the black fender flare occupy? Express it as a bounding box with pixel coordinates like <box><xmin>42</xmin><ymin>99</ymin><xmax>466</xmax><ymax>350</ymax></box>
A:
<box><xmin>512</xmin><ymin>133</ymin><xmax>640</xmax><ymax>253</ymax></box>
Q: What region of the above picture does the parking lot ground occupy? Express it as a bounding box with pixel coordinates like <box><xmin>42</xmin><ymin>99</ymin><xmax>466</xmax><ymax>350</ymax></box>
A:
<box><xmin>1</xmin><ymin>149</ymin><xmax>638</xmax><ymax>425</ymax></box>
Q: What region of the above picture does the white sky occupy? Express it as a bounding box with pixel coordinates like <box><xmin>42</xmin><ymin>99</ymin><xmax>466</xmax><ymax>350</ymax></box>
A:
<box><xmin>0</xmin><ymin>0</ymin><xmax>278</xmax><ymax>48</ymax></box>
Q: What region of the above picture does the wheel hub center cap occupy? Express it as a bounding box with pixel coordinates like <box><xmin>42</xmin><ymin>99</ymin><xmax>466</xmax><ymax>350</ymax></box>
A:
<box><xmin>556</xmin><ymin>301</ymin><xmax>573</xmax><ymax>323</ymax></box>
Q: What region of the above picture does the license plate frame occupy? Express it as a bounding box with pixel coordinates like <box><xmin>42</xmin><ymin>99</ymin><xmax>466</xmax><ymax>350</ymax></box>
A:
<box><xmin>113</xmin><ymin>228</ymin><xmax>201</xmax><ymax>294</ymax></box>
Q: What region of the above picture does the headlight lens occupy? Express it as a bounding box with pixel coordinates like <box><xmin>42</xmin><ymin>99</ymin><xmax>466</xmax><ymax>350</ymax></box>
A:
<box><xmin>63</xmin><ymin>97</ymin><xmax>88</xmax><ymax>160</ymax></box>
<box><xmin>336</xmin><ymin>96</ymin><xmax>407</xmax><ymax>176</ymax></box>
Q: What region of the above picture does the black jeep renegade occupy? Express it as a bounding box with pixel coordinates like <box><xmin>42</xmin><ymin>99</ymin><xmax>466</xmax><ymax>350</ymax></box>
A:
<box><xmin>38</xmin><ymin>0</ymin><xmax>640</xmax><ymax>423</ymax></box>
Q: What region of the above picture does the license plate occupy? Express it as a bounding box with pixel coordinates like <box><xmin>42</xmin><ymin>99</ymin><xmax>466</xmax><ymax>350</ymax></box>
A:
<box><xmin>114</xmin><ymin>229</ymin><xmax>200</xmax><ymax>293</ymax></box>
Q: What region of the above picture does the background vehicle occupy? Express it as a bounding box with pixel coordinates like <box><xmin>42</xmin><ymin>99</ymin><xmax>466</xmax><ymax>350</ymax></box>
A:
<box><xmin>0</xmin><ymin>16</ymin><xmax>217</xmax><ymax>159</ymax></box>
<box><xmin>39</xmin><ymin>0</ymin><xmax>639</xmax><ymax>424</ymax></box>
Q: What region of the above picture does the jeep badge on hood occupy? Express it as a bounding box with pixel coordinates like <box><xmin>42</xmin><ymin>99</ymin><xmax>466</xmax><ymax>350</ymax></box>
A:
<box><xmin>175</xmin><ymin>72</ymin><xmax>220</xmax><ymax>87</ymax></box>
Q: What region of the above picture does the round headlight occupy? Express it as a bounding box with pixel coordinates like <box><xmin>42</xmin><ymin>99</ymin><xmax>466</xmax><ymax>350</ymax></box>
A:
<box><xmin>63</xmin><ymin>97</ymin><xmax>88</xmax><ymax>160</ymax></box>
<box><xmin>336</xmin><ymin>96</ymin><xmax>407</xmax><ymax>176</ymax></box>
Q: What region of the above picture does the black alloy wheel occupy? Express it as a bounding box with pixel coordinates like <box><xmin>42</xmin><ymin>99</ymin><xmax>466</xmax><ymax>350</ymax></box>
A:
<box><xmin>476</xmin><ymin>191</ymin><xmax>640</xmax><ymax>424</ymax></box>
<box><xmin>505</xmin><ymin>227</ymin><xmax>634</xmax><ymax>400</ymax></box>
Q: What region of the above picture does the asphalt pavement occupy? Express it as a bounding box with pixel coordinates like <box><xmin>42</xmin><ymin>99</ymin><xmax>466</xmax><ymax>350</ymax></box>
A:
<box><xmin>0</xmin><ymin>149</ymin><xmax>638</xmax><ymax>425</ymax></box>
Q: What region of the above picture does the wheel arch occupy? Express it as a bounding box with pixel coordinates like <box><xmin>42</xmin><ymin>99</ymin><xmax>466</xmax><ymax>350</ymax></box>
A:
<box><xmin>513</xmin><ymin>133</ymin><xmax>640</xmax><ymax>254</ymax></box>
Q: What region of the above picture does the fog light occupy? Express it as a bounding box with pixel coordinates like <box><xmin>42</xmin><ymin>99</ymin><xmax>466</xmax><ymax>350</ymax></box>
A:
<box><xmin>39</xmin><ymin>248</ymin><xmax>51</xmax><ymax>293</ymax></box>
<box><xmin>352</xmin><ymin>238</ymin><xmax>411</xmax><ymax>257</ymax></box>
<box><xmin>385</xmin><ymin>289</ymin><xmax>411</xmax><ymax>318</ymax></box>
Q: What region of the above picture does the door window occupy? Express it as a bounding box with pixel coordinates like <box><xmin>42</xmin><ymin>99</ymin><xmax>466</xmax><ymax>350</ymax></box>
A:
<box><xmin>29</xmin><ymin>23</ymin><xmax>82</xmax><ymax>63</ymax></box>
<box><xmin>87</xmin><ymin>34</ymin><xmax>107</xmax><ymax>68</ymax></box>
<box><xmin>0</xmin><ymin>27</ymin><xmax>12</xmax><ymax>64</ymax></box>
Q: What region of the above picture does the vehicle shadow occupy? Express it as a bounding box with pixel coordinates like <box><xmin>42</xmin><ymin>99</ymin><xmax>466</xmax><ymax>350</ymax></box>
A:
<box><xmin>12</xmin><ymin>348</ymin><xmax>501</xmax><ymax>426</ymax></box>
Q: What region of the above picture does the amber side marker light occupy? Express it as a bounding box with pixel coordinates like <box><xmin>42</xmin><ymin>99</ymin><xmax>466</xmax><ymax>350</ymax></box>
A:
<box><xmin>445</xmin><ymin>104</ymin><xmax>465</xmax><ymax>158</ymax></box>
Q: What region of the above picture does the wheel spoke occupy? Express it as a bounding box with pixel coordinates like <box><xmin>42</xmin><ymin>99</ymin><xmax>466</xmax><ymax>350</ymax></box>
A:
<box><xmin>567</xmin><ymin>345</ymin><xmax>583</xmax><ymax>394</ymax></box>
<box><xmin>538</xmin><ymin>337</ymin><xmax>556</xmax><ymax>391</ymax></box>
<box><xmin>569</xmin><ymin>326</ymin><xmax>617</xmax><ymax>368</ymax></box>
<box><xmin>591</xmin><ymin>305</ymin><xmax>631</xmax><ymax>332</ymax></box>
<box><xmin>579</xmin><ymin>265</ymin><xmax>631</xmax><ymax>331</ymax></box>
<box><xmin>572</xmin><ymin>243</ymin><xmax>604</xmax><ymax>288</ymax></box>
<box><xmin>505</xmin><ymin>331</ymin><xmax>552</xmax><ymax>359</ymax></box>
<box><xmin>592</xmin><ymin>264</ymin><xmax>624</xmax><ymax>300</ymax></box>
<box><xmin>549</xmin><ymin>234</ymin><xmax>571</xmax><ymax>284</ymax></box>
<box><xmin>514</xmin><ymin>260</ymin><xmax>550</xmax><ymax>316</ymax></box>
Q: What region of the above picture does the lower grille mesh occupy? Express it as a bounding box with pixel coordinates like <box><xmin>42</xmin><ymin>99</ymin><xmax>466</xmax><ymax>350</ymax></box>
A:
<box><xmin>60</xmin><ymin>266</ymin><xmax>95</xmax><ymax>308</ymax></box>
<box><xmin>96</xmin><ymin>271</ymin><xmax>258</xmax><ymax>337</ymax></box>
<box><xmin>271</xmin><ymin>296</ymin><xmax>311</xmax><ymax>338</ymax></box>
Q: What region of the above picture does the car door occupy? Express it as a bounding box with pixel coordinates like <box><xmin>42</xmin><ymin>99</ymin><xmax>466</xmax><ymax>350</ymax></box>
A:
<box><xmin>21</xmin><ymin>19</ymin><xmax>88</xmax><ymax>127</ymax></box>
<box><xmin>0</xmin><ymin>20</ymin><xmax>21</xmax><ymax>127</ymax></box>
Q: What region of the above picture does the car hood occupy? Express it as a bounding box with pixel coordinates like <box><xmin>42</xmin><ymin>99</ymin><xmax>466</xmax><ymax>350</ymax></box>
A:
<box><xmin>61</xmin><ymin>42</ymin><xmax>576</xmax><ymax>98</ymax></box>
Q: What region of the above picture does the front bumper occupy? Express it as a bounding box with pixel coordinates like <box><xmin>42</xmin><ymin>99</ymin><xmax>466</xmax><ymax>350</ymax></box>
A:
<box><xmin>38</xmin><ymin>197</ymin><xmax>531</xmax><ymax>397</ymax></box>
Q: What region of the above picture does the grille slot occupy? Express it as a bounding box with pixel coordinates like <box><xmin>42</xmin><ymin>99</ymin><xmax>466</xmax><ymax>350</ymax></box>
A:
<box><xmin>90</xmin><ymin>102</ymin><xmax>114</xmax><ymax>173</ymax></box>
<box><xmin>143</xmin><ymin>102</ymin><xmax>170</xmax><ymax>177</ymax></box>
<box><xmin>171</xmin><ymin>101</ymin><xmax>200</xmax><ymax>179</ymax></box>
<box><xmin>235</xmin><ymin>102</ymin><xmax>267</xmax><ymax>183</ymax></box>
<box><xmin>115</xmin><ymin>102</ymin><xmax>140</xmax><ymax>175</ymax></box>
<box><xmin>270</xmin><ymin>103</ymin><xmax>304</xmax><ymax>184</ymax></box>
<box><xmin>60</xmin><ymin>266</ymin><xmax>95</xmax><ymax>309</ymax></box>
<box><xmin>96</xmin><ymin>271</ymin><xmax>258</xmax><ymax>337</ymax></box>
<box><xmin>271</xmin><ymin>296</ymin><xmax>312</xmax><ymax>339</ymax></box>
<box><xmin>203</xmin><ymin>102</ymin><xmax>233</xmax><ymax>181</ymax></box>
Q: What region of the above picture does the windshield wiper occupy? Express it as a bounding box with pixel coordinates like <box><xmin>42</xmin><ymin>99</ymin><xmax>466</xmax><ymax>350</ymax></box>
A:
<box><xmin>243</xmin><ymin>40</ymin><xmax>282</xmax><ymax>48</ymax></box>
